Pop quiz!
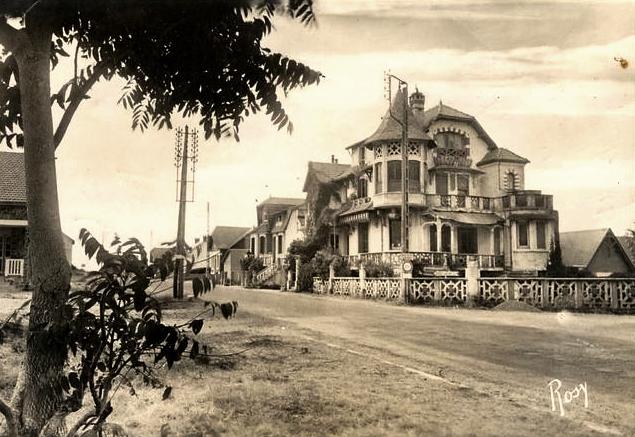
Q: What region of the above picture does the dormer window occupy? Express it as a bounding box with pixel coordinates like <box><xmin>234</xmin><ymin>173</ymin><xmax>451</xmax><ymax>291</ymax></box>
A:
<box><xmin>435</xmin><ymin>132</ymin><xmax>469</xmax><ymax>149</ymax></box>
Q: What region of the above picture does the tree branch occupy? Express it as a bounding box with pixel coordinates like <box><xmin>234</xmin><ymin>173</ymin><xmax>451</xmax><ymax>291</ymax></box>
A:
<box><xmin>0</xmin><ymin>396</ymin><xmax>18</xmax><ymax>437</ymax></box>
<box><xmin>54</xmin><ymin>62</ymin><xmax>108</xmax><ymax>149</ymax></box>
<box><xmin>0</xmin><ymin>20</ymin><xmax>25</xmax><ymax>53</ymax></box>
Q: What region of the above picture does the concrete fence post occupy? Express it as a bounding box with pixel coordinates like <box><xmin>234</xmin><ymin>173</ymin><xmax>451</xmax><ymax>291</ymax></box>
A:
<box><xmin>507</xmin><ymin>278</ymin><xmax>516</xmax><ymax>301</ymax></box>
<box><xmin>466</xmin><ymin>257</ymin><xmax>479</xmax><ymax>307</ymax></box>
<box><xmin>359</xmin><ymin>263</ymin><xmax>366</xmax><ymax>296</ymax></box>
<box><xmin>294</xmin><ymin>257</ymin><xmax>301</xmax><ymax>292</ymax></box>
<box><xmin>609</xmin><ymin>281</ymin><xmax>619</xmax><ymax>310</ymax></box>
<box><xmin>574</xmin><ymin>281</ymin><xmax>583</xmax><ymax>309</ymax></box>
<box><xmin>286</xmin><ymin>270</ymin><xmax>292</xmax><ymax>292</ymax></box>
<box><xmin>541</xmin><ymin>280</ymin><xmax>550</xmax><ymax>309</ymax></box>
<box><xmin>328</xmin><ymin>262</ymin><xmax>335</xmax><ymax>294</ymax></box>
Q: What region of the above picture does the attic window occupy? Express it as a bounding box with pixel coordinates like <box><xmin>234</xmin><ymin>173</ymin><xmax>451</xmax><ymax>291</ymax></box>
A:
<box><xmin>435</xmin><ymin>132</ymin><xmax>469</xmax><ymax>149</ymax></box>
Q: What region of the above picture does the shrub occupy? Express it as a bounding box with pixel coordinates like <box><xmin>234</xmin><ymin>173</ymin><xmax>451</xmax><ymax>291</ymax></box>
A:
<box><xmin>363</xmin><ymin>260</ymin><xmax>395</xmax><ymax>278</ymax></box>
<box><xmin>12</xmin><ymin>229</ymin><xmax>239</xmax><ymax>435</ymax></box>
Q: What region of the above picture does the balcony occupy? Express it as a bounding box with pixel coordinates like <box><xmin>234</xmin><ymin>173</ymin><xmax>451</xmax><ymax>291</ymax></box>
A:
<box><xmin>501</xmin><ymin>191</ymin><xmax>553</xmax><ymax>211</ymax></box>
<box><xmin>346</xmin><ymin>252</ymin><xmax>504</xmax><ymax>270</ymax></box>
<box><xmin>426</xmin><ymin>194</ymin><xmax>498</xmax><ymax>212</ymax></box>
<box><xmin>433</xmin><ymin>148</ymin><xmax>472</xmax><ymax>168</ymax></box>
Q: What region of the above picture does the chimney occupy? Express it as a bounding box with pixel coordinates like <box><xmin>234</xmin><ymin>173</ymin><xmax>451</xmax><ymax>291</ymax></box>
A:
<box><xmin>409</xmin><ymin>88</ymin><xmax>425</xmax><ymax>116</ymax></box>
<box><xmin>331</xmin><ymin>154</ymin><xmax>337</xmax><ymax>164</ymax></box>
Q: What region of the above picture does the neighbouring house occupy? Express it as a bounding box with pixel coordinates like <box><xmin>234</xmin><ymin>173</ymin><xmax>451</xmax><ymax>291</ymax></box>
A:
<box><xmin>190</xmin><ymin>225</ymin><xmax>251</xmax><ymax>285</ymax></box>
<box><xmin>300</xmin><ymin>90</ymin><xmax>559</xmax><ymax>275</ymax></box>
<box><xmin>243</xmin><ymin>197</ymin><xmax>307</xmax><ymax>285</ymax></box>
<box><xmin>560</xmin><ymin>228</ymin><xmax>635</xmax><ymax>276</ymax></box>
<box><xmin>1</xmin><ymin>151</ymin><xmax>74</xmax><ymax>279</ymax></box>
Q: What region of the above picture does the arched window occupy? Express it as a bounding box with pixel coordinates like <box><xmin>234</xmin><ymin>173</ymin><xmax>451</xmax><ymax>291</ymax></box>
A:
<box><xmin>357</xmin><ymin>177</ymin><xmax>368</xmax><ymax>198</ymax></box>
<box><xmin>505</xmin><ymin>169</ymin><xmax>519</xmax><ymax>191</ymax></box>
<box><xmin>429</xmin><ymin>224</ymin><xmax>438</xmax><ymax>252</ymax></box>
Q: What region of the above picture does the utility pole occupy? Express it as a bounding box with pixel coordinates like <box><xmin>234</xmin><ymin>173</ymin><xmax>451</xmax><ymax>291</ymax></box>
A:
<box><xmin>385</xmin><ymin>72</ymin><xmax>410</xmax><ymax>304</ymax></box>
<box><xmin>173</xmin><ymin>126</ymin><xmax>198</xmax><ymax>299</ymax></box>
<box><xmin>385</xmin><ymin>73</ymin><xmax>409</xmax><ymax>253</ymax></box>
<box><xmin>206</xmin><ymin>201</ymin><xmax>211</xmax><ymax>279</ymax></box>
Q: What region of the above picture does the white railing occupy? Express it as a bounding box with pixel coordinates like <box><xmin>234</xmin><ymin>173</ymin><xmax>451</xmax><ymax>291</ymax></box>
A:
<box><xmin>256</xmin><ymin>264</ymin><xmax>276</xmax><ymax>283</ymax></box>
<box><xmin>478</xmin><ymin>277</ymin><xmax>635</xmax><ymax>311</ymax></box>
<box><xmin>312</xmin><ymin>275</ymin><xmax>635</xmax><ymax>312</ymax></box>
<box><xmin>4</xmin><ymin>258</ymin><xmax>24</xmax><ymax>277</ymax></box>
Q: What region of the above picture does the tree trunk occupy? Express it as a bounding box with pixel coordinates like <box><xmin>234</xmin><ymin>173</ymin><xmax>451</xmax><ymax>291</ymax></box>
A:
<box><xmin>14</xmin><ymin>22</ymin><xmax>72</xmax><ymax>436</ymax></box>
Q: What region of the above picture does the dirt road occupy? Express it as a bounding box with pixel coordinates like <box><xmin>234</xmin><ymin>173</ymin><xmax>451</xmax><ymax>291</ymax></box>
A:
<box><xmin>207</xmin><ymin>286</ymin><xmax>635</xmax><ymax>436</ymax></box>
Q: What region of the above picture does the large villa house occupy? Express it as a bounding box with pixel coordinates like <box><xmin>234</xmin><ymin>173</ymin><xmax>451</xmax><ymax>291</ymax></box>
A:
<box><xmin>297</xmin><ymin>90</ymin><xmax>559</xmax><ymax>275</ymax></box>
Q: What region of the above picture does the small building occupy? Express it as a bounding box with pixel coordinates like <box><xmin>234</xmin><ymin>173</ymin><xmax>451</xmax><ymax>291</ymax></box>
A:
<box><xmin>560</xmin><ymin>228</ymin><xmax>635</xmax><ymax>276</ymax></box>
<box><xmin>190</xmin><ymin>226</ymin><xmax>251</xmax><ymax>285</ymax></box>
<box><xmin>1</xmin><ymin>151</ymin><xmax>74</xmax><ymax>278</ymax></box>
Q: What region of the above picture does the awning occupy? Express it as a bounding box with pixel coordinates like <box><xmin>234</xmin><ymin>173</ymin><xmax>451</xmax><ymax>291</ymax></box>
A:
<box><xmin>423</xmin><ymin>211</ymin><xmax>502</xmax><ymax>225</ymax></box>
<box><xmin>339</xmin><ymin>212</ymin><xmax>370</xmax><ymax>225</ymax></box>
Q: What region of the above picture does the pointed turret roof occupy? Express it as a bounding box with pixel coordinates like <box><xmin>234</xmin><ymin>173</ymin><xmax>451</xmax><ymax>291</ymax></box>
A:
<box><xmin>347</xmin><ymin>90</ymin><xmax>432</xmax><ymax>149</ymax></box>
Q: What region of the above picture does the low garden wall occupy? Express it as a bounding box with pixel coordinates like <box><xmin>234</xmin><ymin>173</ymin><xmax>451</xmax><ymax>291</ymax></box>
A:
<box><xmin>312</xmin><ymin>276</ymin><xmax>635</xmax><ymax>313</ymax></box>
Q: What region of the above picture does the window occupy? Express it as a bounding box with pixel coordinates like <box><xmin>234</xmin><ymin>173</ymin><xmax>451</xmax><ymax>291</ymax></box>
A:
<box><xmin>449</xmin><ymin>173</ymin><xmax>456</xmax><ymax>191</ymax></box>
<box><xmin>435</xmin><ymin>173</ymin><xmax>448</xmax><ymax>195</ymax></box>
<box><xmin>435</xmin><ymin>132</ymin><xmax>469</xmax><ymax>149</ymax></box>
<box><xmin>517</xmin><ymin>222</ymin><xmax>528</xmax><ymax>247</ymax></box>
<box><xmin>408</xmin><ymin>160</ymin><xmax>420</xmax><ymax>192</ymax></box>
<box><xmin>259</xmin><ymin>236</ymin><xmax>266</xmax><ymax>254</ymax></box>
<box><xmin>429</xmin><ymin>225</ymin><xmax>438</xmax><ymax>252</ymax></box>
<box><xmin>441</xmin><ymin>225</ymin><xmax>451</xmax><ymax>252</ymax></box>
<box><xmin>374</xmin><ymin>162</ymin><xmax>383</xmax><ymax>194</ymax></box>
<box><xmin>387</xmin><ymin>161</ymin><xmax>401</xmax><ymax>192</ymax></box>
<box><xmin>457</xmin><ymin>174</ymin><xmax>469</xmax><ymax>196</ymax></box>
<box><xmin>358</xmin><ymin>223</ymin><xmax>369</xmax><ymax>253</ymax></box>
<box><xmin>505</xmin><ymin>170</ymin><xmax>518</xmax><ymax>191</ymax></box>
<box><xmin>389</xmin><ymin>219</ymin><xmax>401</xmax><ymax>250</ymax></box>
<box><xmin>536</xmin><ymin>221</ymin><xmax>546</xmax><ymax>249</ymax></box>
<box><xmin>277</xmin><ymin>235</ymin><xmax>283</xmax><ymax>254</ymax></box>
<box><xmin>250</xmin><ymin>238</ymin><xmax>255</xmax><ymax>254</ymax></box>
<box><xmin>357</xmin><ymin>177</ymin><xmax>368</xmax><ymax>198</ymax></box>
<box><xmin>359</xmin><ymin>146</ymin><xmax>365</xmax><ymax>165</ymax></box>
<box><xmin>330</xmin><ymin>233</ymin><xmax>340</xmax><ymax>250</ymax></box>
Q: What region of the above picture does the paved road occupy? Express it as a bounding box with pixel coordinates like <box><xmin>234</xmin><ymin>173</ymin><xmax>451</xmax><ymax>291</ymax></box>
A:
<box><xmin>207</xmin><ymin>286</ymin><xmax>635</xmax><ymax>435</ymax></box>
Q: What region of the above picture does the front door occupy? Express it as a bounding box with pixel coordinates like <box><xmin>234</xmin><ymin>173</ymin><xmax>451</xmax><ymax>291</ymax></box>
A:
<box><xmin>458</xmin><ymin>227</ymin><xmax>478</xmax><ymax>254</ymax></box>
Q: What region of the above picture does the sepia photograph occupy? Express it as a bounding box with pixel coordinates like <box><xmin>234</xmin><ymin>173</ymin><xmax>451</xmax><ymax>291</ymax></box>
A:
<box><xmin>0</xmin><ymin>0</ymin><xmax>634</xmax><ymax>436</ymax></box>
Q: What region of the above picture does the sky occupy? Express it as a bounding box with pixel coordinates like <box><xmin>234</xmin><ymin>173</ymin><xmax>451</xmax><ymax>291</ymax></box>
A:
<box><xmin>3</xmin><ymin>0</ymin><xmax>634</xmax><ymax>268</ymax></box>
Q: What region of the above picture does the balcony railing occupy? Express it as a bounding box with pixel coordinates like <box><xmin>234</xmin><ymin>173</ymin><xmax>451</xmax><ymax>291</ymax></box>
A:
<box><xmin>346</xmin><ymin>252</ymin><xmax>504</xmax><ymax>270</ymax></box>
<box><xmin>426</xmin><ymin>194</ymin><xmax>495</xmax><ymax>212</ymax></box>
<box><xmin>501</xmin><ymin>192</ymin><xmax>553</xmax><ymax>210</ymax></box>
<box><xmin>433</xmin><ymin>148</ymin><xmax>472</xmax><ymax>168</ymax></box>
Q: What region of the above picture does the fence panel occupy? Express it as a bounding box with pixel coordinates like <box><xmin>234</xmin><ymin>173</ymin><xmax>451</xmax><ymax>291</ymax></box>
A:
<box><xmin>409</xmin><ymin>279</ymin><xmax>436</xmax><ymax>304</ymax></box>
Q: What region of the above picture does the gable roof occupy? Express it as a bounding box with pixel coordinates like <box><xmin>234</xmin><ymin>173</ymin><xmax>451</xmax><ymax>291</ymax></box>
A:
<box><xmin>211</xmin><ymin>226</ymin><xmax>251</xmax><ymax>249</ymax></box>
<box><xmin>559</xmin><ymin>228</ymin><xmax>634</xmax><ymax>270</ymax></box>
<box><xmin>347</xmin><ymin>89</ymin><xmax>432</xmax><ymax>149</ymax></box>
<box><xmin>0</xmin><ymin>151</ymin><xmax>26</xmax><ymax>203</ymax></box>
<box><xmin>420</xmin><ymin>102</ymin><xmax>498</xmax><ymax>149</ymax></box>
<box><xmin>302</xmin><ymin>161</ymin><xmax>351</xmax><ymax>191</ymax></box>
<box><xmin>477</xmin><ymin>148</ymin><xmax>530</xmax><ymax>167</ymax></box>
<box><xmin>560</xmin><ymin>228</ymin><xmax>609</xmax><ymax>267</ymax></box>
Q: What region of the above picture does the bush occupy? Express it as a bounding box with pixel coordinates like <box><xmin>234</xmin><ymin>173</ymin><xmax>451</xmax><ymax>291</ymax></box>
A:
<box><xmin>363</xmin><ymin>260</ymin><xmax>395</xmax><ymax>278</ymax></box>
<box><xmin>18</xmin><ymin>229</ymin><xmax>239</xmax><ymax>434</ymax></box>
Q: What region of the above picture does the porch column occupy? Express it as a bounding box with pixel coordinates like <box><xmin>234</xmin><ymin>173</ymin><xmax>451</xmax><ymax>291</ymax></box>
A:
<box><xmin>490</xmin><ymin>228</ymin><xmax>496</xmax><ymax>255</ymax></box>
<box><xmin>436</xmin><ymin>218</ymin><xmax>442</xmax><ymax>252</ymax></box>
<box><xmin>450</xmin><ymin>224</ymin><xmax>458</xmax><ymax>253</ymax></box>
